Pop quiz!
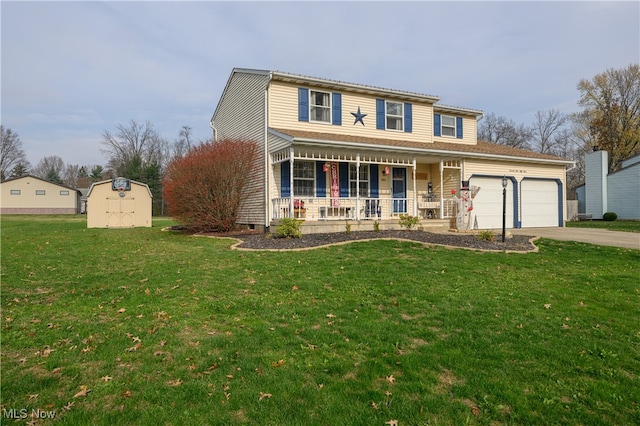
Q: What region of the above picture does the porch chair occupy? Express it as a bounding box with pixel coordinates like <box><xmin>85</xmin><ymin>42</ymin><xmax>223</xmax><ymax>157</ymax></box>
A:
<box><xmin>364</xmin><ymin>199</ymin><xmax>381</xmax><ymax>219</ymax></box>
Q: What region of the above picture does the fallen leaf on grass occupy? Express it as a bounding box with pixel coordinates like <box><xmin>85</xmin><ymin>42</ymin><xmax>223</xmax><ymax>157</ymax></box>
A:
<box><xmin>122</xmin><ymin>390</ymin><xmax>133</xmax><ymax>398</ymax></box>
<box><xmin>166</xmin><ymin>379</ymin><xmax>183</xmax><ymax>387</ymax></box>
<box><xmin>385</xmin><ymin>420</ymin><xmax>398</xmax><ymax>426</ymax></box>
<box><xmin>101</xmin><ymin>376</ymin><xmax>113</xmax><ymax>382</ymax></box>
<box><xmin>543</xmin><ymin>304</ymin><xmax>551</xmax><ymax>309</ymax></box>
<box><xmin>326</xmin><ymin>313</ymin><xmax>336</xmax><ymax>318</ymax></box>
<box><xmin>259</xmin><ymin>392</ymin><xmax>272</xmax><ymax>401</ymax></box>
<box><xmin>117</xmin><ymin>308</ymin><xmax>126</xmax><ymax>314</ymax></box>
<box><xmin>62</xmin><ymin>401</ymin><xmax>74</xmax><ymax>411</ymax></box>
<box><xmin>272</xmin><ymin>359</ymin><xmax>286</xmax><ymax>368</ymax></box>
<box><xmin>386</xmin><ymin>375</ymin><xmax>396</xmax><ymax>384</ymax></box>
<box><xmin>73</xmin><ymin>386</ymin><xmax>91</xmax><ymax>398</ymax></box>
<box><xmin>125</xmin><ymin>342</ymin><xmax>142</xmax><ymax>352</ymax></box>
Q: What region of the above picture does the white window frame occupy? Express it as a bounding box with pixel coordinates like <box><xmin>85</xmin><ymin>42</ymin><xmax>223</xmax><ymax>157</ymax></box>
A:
<box><xmin>60</xmin><ymin>190</ymin><xmax>70</xmax><ymax>195</ymax></box>
<box><xmin>10</xmin><ymin>189</ymin><xmax>21</xmax><ymax>195</ymax></box>
<box><xmin>441</xmin><ymin>115</ymin><xmax>456</xmax><ymax>137</ymax></box>
<box><xmin>35</xmin><ymin>190</ymin><xmax>46</xmax><ymax>195</ymax></box>
<box><xmin>349</xmin><ymin>164</ymin><xmax>369</xmax><ymax>197</ymax></box>
<box><xmin>309</xmin><ymin>90</ymin><xmax>331</xmax><ymax>123</ymax></box>
<box><xmin>293</xmin><ymin>161</ymin><xmax>315</xmax><ymax>197</ymax></box>
<box><xmin>386</xmin><ymin>101</ymin><xmax>404</xmax><ymax>131</ymax></box>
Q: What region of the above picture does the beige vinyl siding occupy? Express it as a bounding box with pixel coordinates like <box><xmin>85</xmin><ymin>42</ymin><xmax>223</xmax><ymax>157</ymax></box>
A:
<box><xmin>213</xmin><ymin>70</ymin><xmax>270</xmax><ymax>227</ymax></box>
<box><xmin>268</xmin><ymin>82</ymin><xmax>436</xmax><ymax>145</ymax></box>
<box><xmin>0</xmin><ymin>176</ymin><xmax>79</xmax><ymax>214</ymax></box>
<box><xmin>463</xmin><ymin>159</ymin><xmax>566</xmax><ymax>182</ymax></box>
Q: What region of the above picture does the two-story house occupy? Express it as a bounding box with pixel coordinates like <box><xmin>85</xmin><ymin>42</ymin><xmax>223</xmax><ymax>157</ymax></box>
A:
<box><xmin>210</xmin><ymin>68</ymin><xmax>573</xmax><ymax>233</ymax></box>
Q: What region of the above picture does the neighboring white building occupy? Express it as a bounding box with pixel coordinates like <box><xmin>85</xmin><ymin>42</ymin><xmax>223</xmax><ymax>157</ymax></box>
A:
<box><xmin>0</xmin><ymin>175</ymin><xmax>81</xmax><ymax>214</ymax></box>
<box><xmin>577</xmin><ymin>150</ymin><xmax>640</xmax><ymax>220</ymax></box>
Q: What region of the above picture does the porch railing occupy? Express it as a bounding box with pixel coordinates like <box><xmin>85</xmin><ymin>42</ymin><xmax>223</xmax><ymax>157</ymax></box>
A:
<box><xmin>272</xmin><ymin>197</ymin><xmax>455</xmax><ymax>221</ymax></box>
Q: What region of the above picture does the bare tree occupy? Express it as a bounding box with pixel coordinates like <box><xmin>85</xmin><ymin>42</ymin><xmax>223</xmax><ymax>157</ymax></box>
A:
<box><xmin>531</xmin><ymin>109</ymin><xmax>568</xmax><ymax>155</ymax></box>
<box><xmin>478</xmin><ymin>113</ymin><xmax>533</xmax><ymax>150</ymax></box>
<box><xmin>32</xmin><ymin>155</ymin><xmax>65</xmax><ymax>182</ymax></box>
<box><xmin>62</xmin><ymin>164</ymin><xmax>80</xmax><ymax>188</ymax></box>
<box><xmin>170</xmin><ymin>125</ymin><xmax>197</xmax><ymax>160</ymax></box>
<box><xmin>1</xmin><ymin>126</ymin><xmax>30</xmax><ymax>180</ymax></box>
<box><xmin>101</xmin><ymin>120</ymin><xmax>164</xmax><ymax>176</ymax></box>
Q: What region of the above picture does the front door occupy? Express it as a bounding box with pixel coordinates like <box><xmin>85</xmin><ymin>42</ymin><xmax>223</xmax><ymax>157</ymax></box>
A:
<box><xmin>392</xmin><ymin>168</ymin><xmax>407</xmax><ymax>213</ymax></box>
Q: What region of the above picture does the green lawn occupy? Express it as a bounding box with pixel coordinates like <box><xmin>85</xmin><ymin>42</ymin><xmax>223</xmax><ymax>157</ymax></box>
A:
<box><xmin>567</xmin><ymin>219</ymin><xmax>640</xmax><ymax>232</ymax></box>
<box><xmin>1</xmin><ymin>215</ymin><xmax>639</xmax><ymax>425</ymax></box>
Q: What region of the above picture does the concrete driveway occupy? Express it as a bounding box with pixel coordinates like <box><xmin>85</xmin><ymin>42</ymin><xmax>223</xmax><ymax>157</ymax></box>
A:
<box><xmin>511</xmin><ymin>227</ymin><xmax>640</xmax><ymax>250</ymax></box>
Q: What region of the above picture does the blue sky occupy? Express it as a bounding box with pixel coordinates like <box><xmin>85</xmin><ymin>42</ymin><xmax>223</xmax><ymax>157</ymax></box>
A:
<box><xmin>2</xmin><ymin>1</ymin><xmax>638</xmax><ymax>167</ymax></box>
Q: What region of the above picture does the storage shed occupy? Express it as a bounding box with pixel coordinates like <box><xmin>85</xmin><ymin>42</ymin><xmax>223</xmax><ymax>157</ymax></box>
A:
<box><xmin>87</xmin><ymin>178</ymin><xmax>152</xmax><ymax>228</ymax></box>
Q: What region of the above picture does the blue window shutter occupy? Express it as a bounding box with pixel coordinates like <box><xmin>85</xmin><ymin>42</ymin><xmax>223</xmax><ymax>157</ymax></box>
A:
<box><xmin>404</xmin><ymin>103</ymin><xmax>412</xmax><ymax>133</ymax></box>
<box><xmin>316</xmin><ymin>161</ymin><xmax>326</xmax><ymax>197</ymax></box>
<box><xmin>456</xmin><ymin>116</ymin><xmax>463</xmax><ymax>139</ymax></box>
<box><xmin>298</xmin><ymin>88</ymin><xmax>309</xmax><ymax>122</ymax></box>
<box><xmin>339</xmin><ymin>162</ymin><xmax>349</xmax><ymax>197</ymax></box>
<box><xmin>434</xmin><ymin>113</ymin><xmax>441</xmax><ymax>136</ymax></box>
<box><xmin>370</xmin><ymin>164</ymin><xmax>379</xmax><ymax>198</ymax></box>
<box><xmin>281</xmin><ymin>161</ymin><xmax>290</xmax><ymax>197</ymax></box>
<box><xmin>332</xmin><ymin>93</ymin><xmax>342</xmax><ymax>125</ymax></box>
<box><xmin>376</xmin><ymin>99</ymin><xmax>385</xmax><ymax>130</ymax></box>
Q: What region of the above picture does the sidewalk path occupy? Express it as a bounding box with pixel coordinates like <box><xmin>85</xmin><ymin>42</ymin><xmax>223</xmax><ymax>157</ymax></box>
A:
<box><xmin>511</xmin><ymin>227</ymin><xmax>640</xmax><ymax>250</ymax></box>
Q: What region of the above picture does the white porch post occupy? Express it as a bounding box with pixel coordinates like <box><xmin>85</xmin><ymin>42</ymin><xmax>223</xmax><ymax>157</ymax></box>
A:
<box><xmin>412</xmin><ymin>157</ymin><xmax>417</xmax><ymax>217</ymax></box>
<box><xmin>355</xmin><ymin>153</ymin><xmax>360</xmax><ymax>220</ymax></box>
<box><xmin>439</xmin><ymin>159</ymin><xmax>444</xmax><ymax>219</ymax></box>
<box><xmin>289</xmin><ymin>147</ymin><xmax>294</xmax><ymax>218</ymax></box>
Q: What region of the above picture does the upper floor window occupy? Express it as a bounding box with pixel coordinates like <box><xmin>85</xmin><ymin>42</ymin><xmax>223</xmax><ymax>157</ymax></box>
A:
<box><xmin>10</xmin><ymin>189</ymin><xmax>21</xmax><ymax>195</ymax></box>
<box><xmin>298</xmin><ymin>88</ymin><xmax>342</xmax><ymax>125</ymax></box>
<box><xmin>349</xmin><ymin>164</ymin><xmax>369</xmax><ymax>197</ymax></box>
<box><xmin>376</xmin><ymin>99</ymin><xmax>412</xmax><ymax>133</ymax></box>
<box><xmin>386</xmin><ymin>101</ymin><xmax>404</xmax><ymax>131</ymax></box>
<box><xmin>60</xmin><ymin>190</ymin><xmax>70</xmax><ymax>195</ymax></box>
<box><xmin>36</xmin><ymin>190</ymin><xmax>46</xmax><ymax>195</ymax></box>
<box><xmin>310</xmin><ymin>90</ymin><xmax>331</xmax><ymax>123</ymax></box>
<box><xmin>293</xmin><ymin>161</ymin><xmax>315</xmax><ymax>197</ymax></box>
<box><xmin>441</xmin><ymin>115</ymin><xmax>456</xmax><ymax>137</ymax></box>
<box><xmin>434</xmin><ymin>113</ymin><xmax>463</xmax><ymax>139</ymax></box>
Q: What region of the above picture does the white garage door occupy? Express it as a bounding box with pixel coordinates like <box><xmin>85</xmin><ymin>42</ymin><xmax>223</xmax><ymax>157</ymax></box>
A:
<box><xmin>468</xmin><ymin>177</ymin><xmax>514</xmax><ymax>229</ymax></box>
<box><xmin>521</xmin><ymin>179</ymin><xmax>559</xmax><ymax>227</ymax></box>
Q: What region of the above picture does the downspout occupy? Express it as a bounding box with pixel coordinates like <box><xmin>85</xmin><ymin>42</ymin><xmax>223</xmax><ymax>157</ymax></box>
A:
<box><xmin>264</xmin><ymin>88</ymin><xmax>270</xmax><ymax>231</ymax></box>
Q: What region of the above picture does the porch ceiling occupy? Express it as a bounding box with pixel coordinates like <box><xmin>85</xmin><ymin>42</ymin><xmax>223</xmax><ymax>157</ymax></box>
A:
<box><xmin>269</xmin><ymin>128</ymin><xmax>573</xmax><ymax>165</ymax></box>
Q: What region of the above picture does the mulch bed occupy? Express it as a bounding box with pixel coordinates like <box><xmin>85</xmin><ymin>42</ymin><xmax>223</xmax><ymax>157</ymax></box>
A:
<box><xmin>180</xmin><ymin>227</ymin><xmax>538</xmax><ymax>252</ymax></box>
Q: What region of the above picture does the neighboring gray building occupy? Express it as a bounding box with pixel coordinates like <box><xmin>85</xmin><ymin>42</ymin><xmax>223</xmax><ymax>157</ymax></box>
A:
<box><xmin>577</xmin><ymin>150</ymin><xmax>640</xmax><ymax>220</ymax></box>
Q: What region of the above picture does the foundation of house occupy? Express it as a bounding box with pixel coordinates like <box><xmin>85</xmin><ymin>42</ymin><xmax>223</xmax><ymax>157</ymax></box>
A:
<box><xmin>269</xmin><ymin>219</ymin><xmax>450</xmax><ymax>235</ymax></box>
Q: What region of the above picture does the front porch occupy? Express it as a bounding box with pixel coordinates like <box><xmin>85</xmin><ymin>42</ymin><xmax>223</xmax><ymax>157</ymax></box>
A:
<box><xmin>272</xmin><ymin>196</ymin><xmax>457</xmax><ymax>222</ymax></box>
<box><xmin>268</xmin><ymin>144</ymin><xmax>464</xmax><ymax>233</ymax></box>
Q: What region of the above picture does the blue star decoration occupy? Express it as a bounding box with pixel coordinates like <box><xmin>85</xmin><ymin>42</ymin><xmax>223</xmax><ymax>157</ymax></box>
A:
<box><xmin>351</xmin><ymin>107</ymin><xmax>367</xmax><ymax>126</ymax></box>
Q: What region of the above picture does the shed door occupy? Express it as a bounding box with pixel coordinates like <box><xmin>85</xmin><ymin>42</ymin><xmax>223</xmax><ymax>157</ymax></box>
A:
<box><xmin>521</xmin><ymin>179</ymin><xmax>559</xmax><ymax>227</ymax></box>
<box><xmin>107</xmin><ymin>197</ymin><xmax>135</xmax><ymax>227</ymax></box>
<box><xmin>468</xmin><ymin>177</ymin><xmax>514</xmax><ymax>229</ymax></box>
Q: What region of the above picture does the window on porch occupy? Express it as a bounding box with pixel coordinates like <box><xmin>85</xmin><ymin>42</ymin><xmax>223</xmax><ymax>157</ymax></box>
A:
<box><xmin>293</xmin><ymin>161</ymin><xmax>315</xmax><ymax>196</ymax></box>
<box><xmin>349</xmin><ymin>164</ymin><xmax>369</xmax><ymax>197</ymax></box>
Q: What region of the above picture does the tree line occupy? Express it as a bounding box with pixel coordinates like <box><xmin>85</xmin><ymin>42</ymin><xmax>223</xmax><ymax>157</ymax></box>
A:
<box><xmin>2</xmin><ymin>64</ymin><xmax>638</xmax><ymax>211</ymax></box>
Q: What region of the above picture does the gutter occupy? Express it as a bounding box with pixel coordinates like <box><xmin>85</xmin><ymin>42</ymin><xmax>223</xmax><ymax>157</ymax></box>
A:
<box><xmin>291</xmin><ymin>136</ymin><xmax>575</xmax><ymax>166</ymax></box>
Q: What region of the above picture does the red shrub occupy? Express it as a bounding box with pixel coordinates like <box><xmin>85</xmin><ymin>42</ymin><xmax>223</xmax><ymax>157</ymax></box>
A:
<box><xmin>163</xmin><ymin>139</ymin><xmax>259</xmax><ymax>231</ymax></box>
